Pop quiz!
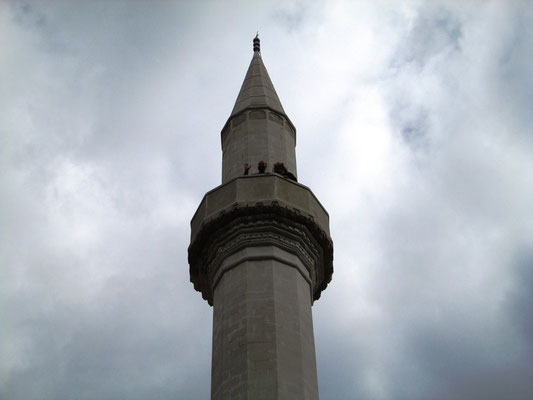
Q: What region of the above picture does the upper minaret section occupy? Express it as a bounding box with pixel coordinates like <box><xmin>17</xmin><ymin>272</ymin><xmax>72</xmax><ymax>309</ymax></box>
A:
<box><xmin>221</xmin><ymin>35</ymin><xmax>297</xmax><ymax>184</ymax></box>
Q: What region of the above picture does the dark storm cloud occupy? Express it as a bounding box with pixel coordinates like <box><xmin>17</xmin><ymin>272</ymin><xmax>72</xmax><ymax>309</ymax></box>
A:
<box><xmin>507</xmin><ymin>250</ymin><xmax>533</xmax><ymax>355</ymax></box>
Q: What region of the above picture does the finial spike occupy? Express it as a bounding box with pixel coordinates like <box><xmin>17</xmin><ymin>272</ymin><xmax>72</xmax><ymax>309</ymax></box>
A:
<box><xmin>253</xmin><ymin>32</ymin><xmax>260</xmax><ymax>53</ymax></box>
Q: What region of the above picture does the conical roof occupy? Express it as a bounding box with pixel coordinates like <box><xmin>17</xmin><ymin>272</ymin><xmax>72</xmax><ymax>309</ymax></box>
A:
<box><xmin>230</xmin><ymin>40</ymin><xmax>286</xmax><ymax>118</ymax></box>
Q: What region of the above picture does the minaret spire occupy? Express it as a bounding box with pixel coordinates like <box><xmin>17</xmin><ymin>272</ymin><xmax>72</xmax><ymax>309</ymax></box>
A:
<box><xmin>229</xmin><ymin>35</ymin><xmax>286</xmax><ymax>118</ymax></box>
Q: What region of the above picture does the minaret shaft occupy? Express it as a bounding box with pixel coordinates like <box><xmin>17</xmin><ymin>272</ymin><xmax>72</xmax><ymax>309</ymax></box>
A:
<box><xmin>212</xmin><ymin>255</ymin><xmax>318</xmax><ymax>399</ymax></box>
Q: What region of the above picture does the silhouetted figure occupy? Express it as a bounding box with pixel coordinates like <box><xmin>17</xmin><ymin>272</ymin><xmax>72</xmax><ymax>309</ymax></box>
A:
<box><xmin>274</xmin><ymin>162</ymin><xmax>297</xmax><ymax>182</ymax></box>
<box><xmin>244</xmin><ymin>163</ymin><xmax>251</xmax><ymax>175</ymax></box>
<box><xmin>273</xmin><ymin>162</ymin><xmax>287</xmax><ymax>175</ymax></box>
<box><xmin>258</xmin><ymin>160</ymin><xmax>267</xmax><ymax>173</ymax></box>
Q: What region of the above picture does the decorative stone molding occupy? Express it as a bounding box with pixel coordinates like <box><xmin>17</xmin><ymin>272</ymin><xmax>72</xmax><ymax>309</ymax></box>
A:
<box><xmin>188</xmin><ymin>175</ymin><xmax>333</xmax><ymax>306</ymax></box>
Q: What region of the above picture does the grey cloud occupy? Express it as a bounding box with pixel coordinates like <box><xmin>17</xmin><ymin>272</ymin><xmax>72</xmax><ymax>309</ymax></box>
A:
<box><xmin>507</xmin><ymin>250</ymin><xmax>533</xmax><ymax>350</ymax></box>
<box><xmin>270</xmin><ymin>2</ymin><xmax>311</xmax><ymax>33</ymax></box>
<box><xmin>310</xmin><ymin>2</ymin><xmax>533</xmax><ymax>399</ymax></box>
<box><xmin>2</xmin><ymin>220</ymin><xmax>211</xmax><ymax>399</ymax></box>
<box><xmin>392</xmin><ymin>4</ymin><xmax>463</xmax><ymax>68</ymax></box>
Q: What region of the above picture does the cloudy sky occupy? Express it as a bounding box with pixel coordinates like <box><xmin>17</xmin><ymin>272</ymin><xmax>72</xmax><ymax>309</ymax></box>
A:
<box><xmin>1</xmin><ymin>1</ymin><xmax>532</xmax><ymax>399</ymax></box>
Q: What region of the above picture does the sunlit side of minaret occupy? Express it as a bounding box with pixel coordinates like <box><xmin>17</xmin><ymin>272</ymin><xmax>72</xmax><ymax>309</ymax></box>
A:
<box><xmin>188</xmin><ymin>36</ymin><xmax>333</xmax><ymax>400</ymax></box>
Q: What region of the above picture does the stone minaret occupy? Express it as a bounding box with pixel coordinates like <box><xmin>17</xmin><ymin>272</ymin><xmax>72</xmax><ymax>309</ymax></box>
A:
<box><xmin>188</xmin><ymin>35</ymin><xmax>333</xmax><ymax>400</ymax></box>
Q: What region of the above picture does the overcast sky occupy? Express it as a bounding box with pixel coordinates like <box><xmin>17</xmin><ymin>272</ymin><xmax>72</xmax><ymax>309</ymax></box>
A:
<box><xmin>1</xmin><ymin>1</ymin><xmax>533</xmax><ymax>399</ymax></box>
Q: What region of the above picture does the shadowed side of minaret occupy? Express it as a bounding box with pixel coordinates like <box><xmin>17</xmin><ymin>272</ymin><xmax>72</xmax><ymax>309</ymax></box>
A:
<box><xmin>188</xmin><ymin>36</ymin><xmax>333</xmax><ymax>400</ymax></box>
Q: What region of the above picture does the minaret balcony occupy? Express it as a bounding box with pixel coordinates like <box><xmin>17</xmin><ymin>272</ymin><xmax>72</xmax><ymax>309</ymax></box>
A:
<box><xmin>189</xmin><ymin>174</ymin><xmax>333</xmax><ymax>306</ymax></box>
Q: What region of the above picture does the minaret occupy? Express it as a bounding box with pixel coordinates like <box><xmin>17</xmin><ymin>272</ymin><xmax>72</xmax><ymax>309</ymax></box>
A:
<box><xmin>188</xmin><ymin>35</ymin><xmax>333</xmax><ymax>400</ymax></box>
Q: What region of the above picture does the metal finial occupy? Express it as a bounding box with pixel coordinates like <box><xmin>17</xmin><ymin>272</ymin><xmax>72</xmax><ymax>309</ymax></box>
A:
<box><xmin>253</xmin><ymin>32</ymin><xmax>260</xmax><ymax>52</ymax></box>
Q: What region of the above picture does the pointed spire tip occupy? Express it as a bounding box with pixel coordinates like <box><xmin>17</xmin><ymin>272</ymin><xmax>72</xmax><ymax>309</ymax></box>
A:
<box><xmin>253</xmin><ymin>32</ymin><xmax>260</xmax><ymax>53</ymax></box>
